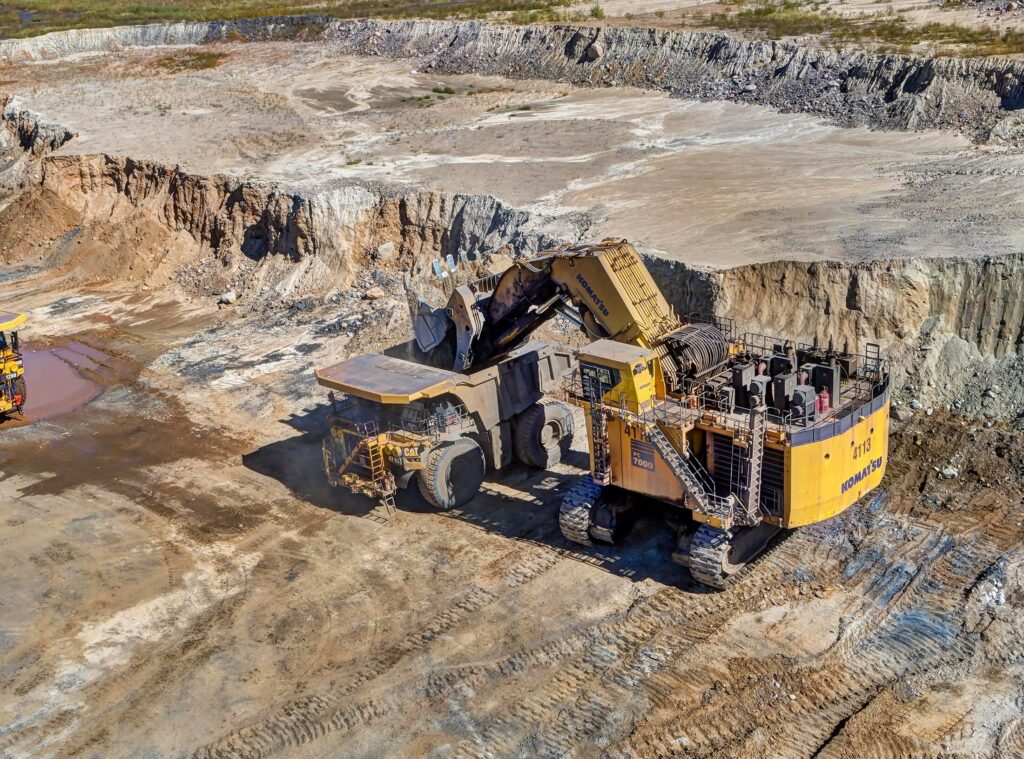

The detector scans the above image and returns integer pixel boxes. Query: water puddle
[17,348,103,421]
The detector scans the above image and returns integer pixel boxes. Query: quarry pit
[1,18,1024,758]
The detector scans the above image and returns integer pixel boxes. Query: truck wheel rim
[541,420,560,447]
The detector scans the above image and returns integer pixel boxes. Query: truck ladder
[591,405,612,485]
[365,437,396,519]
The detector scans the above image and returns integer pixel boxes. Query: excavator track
[559,475,604,546]
[686,524,733,589]
[682,522,785,590]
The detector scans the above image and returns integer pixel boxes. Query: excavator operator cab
[0,310,27,418]
[576,339,661,413]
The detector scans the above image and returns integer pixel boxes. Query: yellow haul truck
[0,311,27,418]
[315,341,576,512]
[316,239,889,587]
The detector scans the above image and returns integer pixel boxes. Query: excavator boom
[414,239,683,372]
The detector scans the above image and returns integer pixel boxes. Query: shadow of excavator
[243,402,699,588]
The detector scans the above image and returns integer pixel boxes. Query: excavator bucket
[412,300,451,353]
[403,270,452,354]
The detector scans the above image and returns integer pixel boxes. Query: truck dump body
[315,354,461,404]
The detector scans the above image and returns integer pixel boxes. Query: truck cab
[0,311,26,418]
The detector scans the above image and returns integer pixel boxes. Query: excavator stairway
[640,420,736,523]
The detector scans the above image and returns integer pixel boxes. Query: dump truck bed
[315,353,463,404]
[0,312,26,331]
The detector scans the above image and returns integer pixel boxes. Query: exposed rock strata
[0,95,74,199]
[0,152,589,301]
[4,18,1024,141]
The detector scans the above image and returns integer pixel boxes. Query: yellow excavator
[317,240,889,587]
[0,310,27,419]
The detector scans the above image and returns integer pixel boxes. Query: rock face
[0,100,588,303]
[0,152,589,302]
[652,254,1024,359]
[3,18,1024,141]
[322,19,1024,142]
[0,17,327,63]
[0,95,74,199]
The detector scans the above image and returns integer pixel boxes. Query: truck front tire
[513,401,574,469]
[417,437,486,510]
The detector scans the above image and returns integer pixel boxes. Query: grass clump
[590,1,605,18]
[154,50,226,72]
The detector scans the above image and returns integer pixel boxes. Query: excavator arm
[415,239,684,372]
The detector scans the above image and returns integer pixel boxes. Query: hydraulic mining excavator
[316,239,890,587]
[0,311,27,419]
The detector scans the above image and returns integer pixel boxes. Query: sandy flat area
[8,42,1024,267]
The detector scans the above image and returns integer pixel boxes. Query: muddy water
[20,347,101,420]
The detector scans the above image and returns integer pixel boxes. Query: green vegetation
[0,0,572,39]
[590,2,605,18]
[707,0,1024,56]
[508,5,577,23]
[154,50,226,72]
[431,85,456,94]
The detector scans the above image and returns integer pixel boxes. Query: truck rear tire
[513,401,574,469]
[12,377,26,413]
[417,437,486,510]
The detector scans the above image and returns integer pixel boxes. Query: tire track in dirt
[613,512,1016,758]
[193,545,563,757]
[445,531,805,758]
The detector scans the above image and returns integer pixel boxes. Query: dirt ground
[1,30,1024,759]
[1,265,1022,758]
[576,0,1024,42]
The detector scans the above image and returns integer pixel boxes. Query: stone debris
[373,241,396,261]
